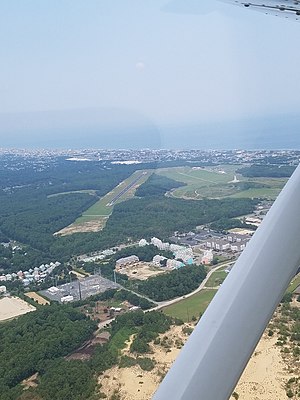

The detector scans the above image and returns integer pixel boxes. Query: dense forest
[0,304,97,400]
[0,158,150,256]
[48,196,257,262]
[131,264,207,301]
[237,164,295,178]
[209,217,257,232]
[135,173,186,197]
[0,304,175,400]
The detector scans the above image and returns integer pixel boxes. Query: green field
[205,270,228,287]
[75,170,152,224]
[230,178,286,200]
[287,273,300,293]
[156,166,286,200]
[229,188,282,200]
[163,289,217,322]
[157,165,241,199]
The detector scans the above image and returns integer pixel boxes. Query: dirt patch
[71,270,87,278]
[25,292,50,305]
[67,331,110,361]
[0,296,36,321]
[115,262,166,281]
[54,218,108,236]
[22,373,39,389]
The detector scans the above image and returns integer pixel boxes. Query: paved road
[108,173,145,206]
[97,260,236,326]
[151,260,235,312]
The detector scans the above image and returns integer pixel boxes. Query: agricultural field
[163,289,217,322]
[156,165,287,200]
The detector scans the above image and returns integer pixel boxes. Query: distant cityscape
[0,148,300,168]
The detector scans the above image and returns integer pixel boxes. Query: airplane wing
[224,0,300,20]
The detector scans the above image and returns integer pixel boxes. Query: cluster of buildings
[115,255,139,269]
[205,233,251,253]
[147,237,194,264]
[132,237,194,270]
[0,261,61,287]
[114,237,196,273]
[6,148,299,167]
[78,248,115,263]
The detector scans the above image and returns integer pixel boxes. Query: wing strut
[153,163,300,400]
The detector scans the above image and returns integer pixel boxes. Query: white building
[152,255,167,266]
[115,255,139,268]
[61,295,74,303]
[139,239,148,247]
[167,259,184,269]
[170,244,185,252]
[206,239,230,251]
[230,241,248,252]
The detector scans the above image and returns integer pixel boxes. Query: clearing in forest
[0,297,36,321]
[156,165,286,200]
[55,170,152,235]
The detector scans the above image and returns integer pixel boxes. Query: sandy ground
[115,262,165,281]
[22,372,39,389]
[99,325,188,399]
[228,228,255,236]
[235,335,290,400]
[99,326,291,400]
[0,296,36,321]
[25,292,50,305]
[54,218,107,236]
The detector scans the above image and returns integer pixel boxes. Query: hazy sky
[1,0,300,148]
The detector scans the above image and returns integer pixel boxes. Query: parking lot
[40,275,121,303]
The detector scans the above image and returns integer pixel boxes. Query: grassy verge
[206,270,227,287]
[287,273,300,293]
[162,289,217,322]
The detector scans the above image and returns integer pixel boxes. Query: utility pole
[78,279,82,301]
